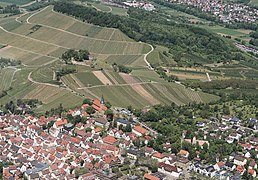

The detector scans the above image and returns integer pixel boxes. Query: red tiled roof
[248,168,255,175]
[55,119,68,127]
[70,137,80,144]
[134,126,148,134]
[92,104,101,112]
[102,135,117,145]
[152,152,165,159]
[94,127,102,133]
[241,143,252,149]
[100,104,108,111]
[178,149,189,156]
[217,161,225,167]
[82,104,90,109]
[236,165,245,173]
[82,111,90,117]
[145,135,152,140]
[158,162,178,173]
[144,173,160,180]
[93,99,101,107]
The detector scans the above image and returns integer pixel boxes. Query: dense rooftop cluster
[175,0,258,23]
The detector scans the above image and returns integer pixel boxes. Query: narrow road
[20,1,36,8]
[133,117,158,135]
[28,72,60,88]
[144,44,154,70]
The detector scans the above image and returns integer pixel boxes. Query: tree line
[0,4,20,15]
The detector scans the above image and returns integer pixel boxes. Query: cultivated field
[0,67,17,91]
[0,4,219,111]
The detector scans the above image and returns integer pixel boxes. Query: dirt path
[93,71,113,85]
[20,1,36,8]
[68,74,99,99]
[28,72,59,88]
[144,44,154,70]
[78,81,158,89]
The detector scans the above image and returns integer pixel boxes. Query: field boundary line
[78,81,159,89]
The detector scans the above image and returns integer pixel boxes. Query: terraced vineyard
[0,67,17,91]
[0,4,219,111]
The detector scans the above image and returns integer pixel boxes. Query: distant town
[174,0,258,23]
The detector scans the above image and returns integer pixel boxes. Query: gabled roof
[248,168,255,175]
[95,117,107,125]
[102,135,117,145]
[133,126,148,134]
[178,149,189,156]
[158,162,178,173]
[152,152,165,159]
[144,173,160,180]
[55,119,68,127]
[116,118,130,125]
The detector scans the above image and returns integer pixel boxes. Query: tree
[86,106,95,115]
[47,121,55,129]
[78,49,90,61]
[118,124,123,131]
[223,105,230,115]
[125,124,132,132]
[83,98,92,105]
[133,139,142,148]
[105,109,113,120]
[85,127,92,133]
[80,160,84,166]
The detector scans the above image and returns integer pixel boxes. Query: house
[143,173,160,180]
[235,165,245,175]
[78,173,97,180]
[248,168,257,178]
[175,157,190,171]
[102,135,117,145]
[92,99,108,112]
[127,149,141,160]
[152,152,166,162]
[250,137,258,145]
[234,156,247,166]
[214,162,225,171]
[224,162,236,171]
[229,133,241,141]
[190,162,203,173]
[178,150,189,158]
[95,117,108,128]
[132,126,148,136]
[158,162,180,178]
[204,165,216,177]
[241,143,252,150]
[53,119,68,131]
[230,117,241,125]
[116,118,130,128]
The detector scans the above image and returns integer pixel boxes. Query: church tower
[100,95,105,104]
